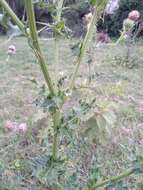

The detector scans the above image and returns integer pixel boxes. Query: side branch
[84,168,138,190]
[0,0,27,35]
[69,8,97,90]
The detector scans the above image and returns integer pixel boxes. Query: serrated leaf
[32,155,67,186]
[82,112,114,144]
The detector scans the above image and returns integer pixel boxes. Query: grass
[0,36,143,189]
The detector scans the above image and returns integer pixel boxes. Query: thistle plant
[114,9,141,68]
[0,0,143,189]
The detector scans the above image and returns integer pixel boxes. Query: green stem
[69,1,109,90]
[115,31,125,45]
[52,110,61,160]
[84,168,135,190]
[54,37,59,92]
[57,0,64,20]
[52,0,64,161]
[24,0,55,96]
[69,8,97,90]
[54,0,64,92]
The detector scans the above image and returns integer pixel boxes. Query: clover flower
[18,123,28,133]
[5,120,16,130]
[4,121,28,134]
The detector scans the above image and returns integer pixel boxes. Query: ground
[0,36,143,190]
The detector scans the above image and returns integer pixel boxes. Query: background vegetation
[0,0,143,37]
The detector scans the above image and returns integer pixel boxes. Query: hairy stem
[52,0,64,162]
[69,8,97,90]
[84,168,136,190]
[57,0,64,20]
[25,0,55,96]
[54,0,64,92]
[52,110,61,160]
[0,0,27,35]
[115,31,125,45]
[54,37,59,92]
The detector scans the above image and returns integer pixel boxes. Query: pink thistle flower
[128,10,140,21]
[18,123,28,133]
[7,45,16,55]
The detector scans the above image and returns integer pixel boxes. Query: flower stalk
[69,8,97,90]
[54,0,64,92]
[69,1,108,90]
[51,0,65,161]
[52,110,61,160]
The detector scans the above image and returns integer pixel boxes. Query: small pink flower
[18,123,28,133]
[7,45,16,55]
[5,120,16,130]
[128,10,140,21]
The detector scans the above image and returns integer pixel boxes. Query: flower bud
[128,10,140,21]
[123,18,134,32]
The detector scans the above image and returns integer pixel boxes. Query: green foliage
[32,155,66,187]
[83,109,116,144]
